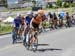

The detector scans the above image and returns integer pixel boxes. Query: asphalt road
[0,34,12,48]
[0,27,75,56]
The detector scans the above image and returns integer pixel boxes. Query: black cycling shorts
[32,22,39,30]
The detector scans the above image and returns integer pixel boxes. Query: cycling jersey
[13,17,22,28]
[59,12,65,19]
[33,16,41,24]
[25,16,32,25]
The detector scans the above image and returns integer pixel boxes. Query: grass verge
[0,23,12,35]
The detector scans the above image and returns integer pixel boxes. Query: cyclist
[29,12,42,44]
[58,11,65,27]
[71,14,75,25]
[23,12,33,45]
[48,12,54,29]
[66,12,72,27]
[41,14,47,32]
[20,16,26,37]
[12,14,22,43]
[53,13,58,29]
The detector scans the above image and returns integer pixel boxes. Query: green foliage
[63,2,70,8]
[56,0,62,7]
[46,3,53,8]
[49,4,53,8]
[0,24,12,34]
[32,0,36,7]
[71,3,75,7]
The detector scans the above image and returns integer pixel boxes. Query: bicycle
[23,27,38,52]
[23,25,30,48]
[29,28,38,52]
[12,27,23,44]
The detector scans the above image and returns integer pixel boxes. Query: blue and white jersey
[59,11,65,19]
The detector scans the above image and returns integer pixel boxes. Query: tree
[63,2,70,8]
[56,0,62,7]
[32,0,36,7]
[0,0,7,7]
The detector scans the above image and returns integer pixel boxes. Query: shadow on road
[36,44,62,52]
[36,48,62,52]
[38,44,49,46]
[16,42,23,43]
[13,41,23,44]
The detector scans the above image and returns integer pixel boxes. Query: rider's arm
[24,20,27,30]
[12,20,16,31]
[30,17,34,28]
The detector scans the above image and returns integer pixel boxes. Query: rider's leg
[31,22,39,40]
[12,28,16,44]
[23,25,29,42]
[23,29,27,43]
[67,20,71,27]
[34,34,38,44]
